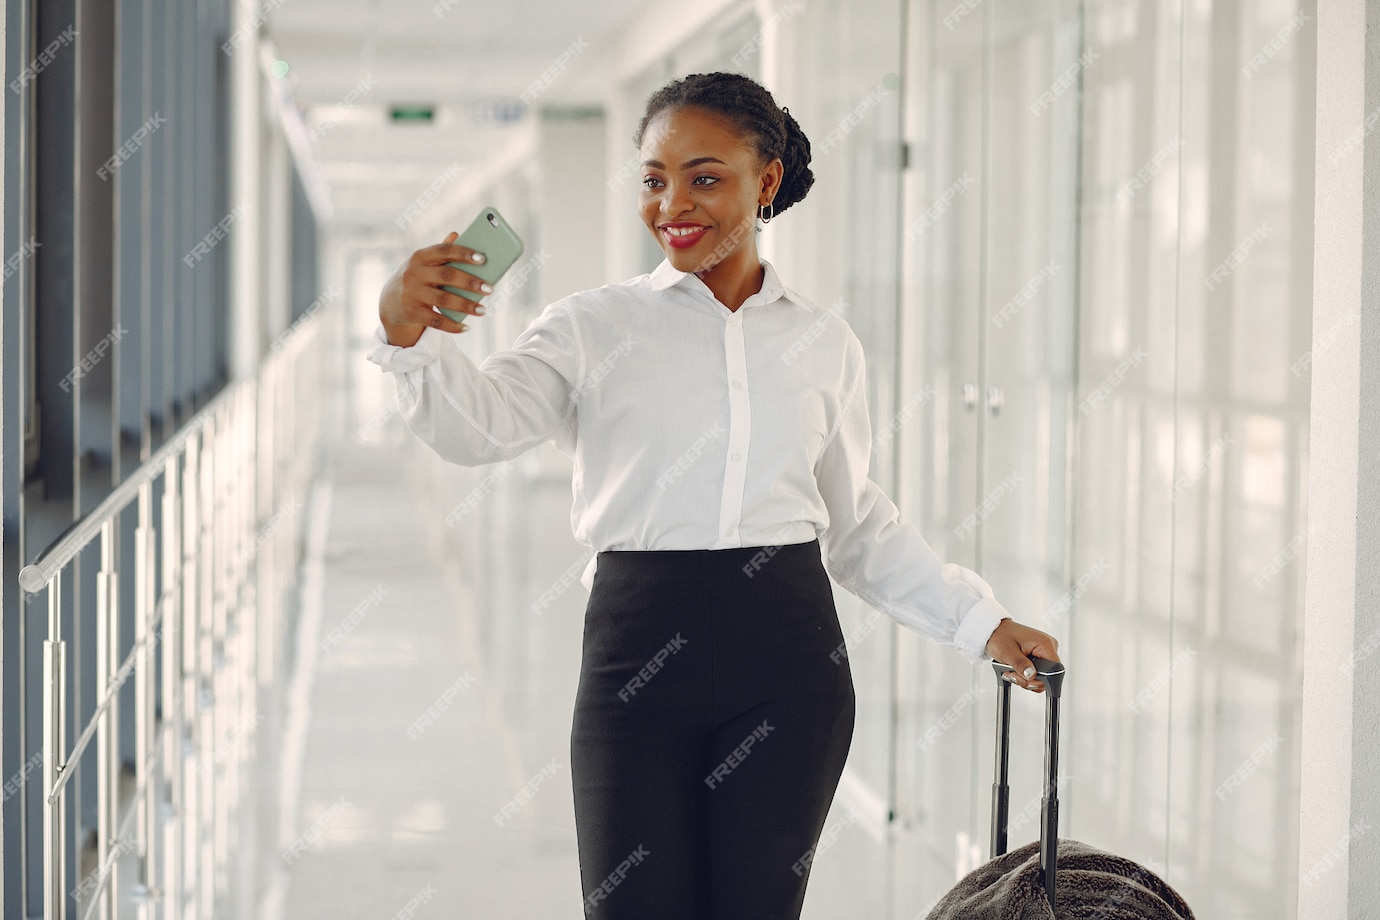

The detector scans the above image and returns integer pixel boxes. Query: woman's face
[638,105,782,277]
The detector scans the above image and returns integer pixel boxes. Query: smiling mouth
[661,225,709,249]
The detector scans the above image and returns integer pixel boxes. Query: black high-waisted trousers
[570,538,856,920]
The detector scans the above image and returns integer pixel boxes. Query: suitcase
[924,658,1197,920]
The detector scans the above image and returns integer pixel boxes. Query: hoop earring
[759,201,775,224]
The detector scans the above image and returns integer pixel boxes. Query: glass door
[970,0,1083,873]
[892,0,1084,911]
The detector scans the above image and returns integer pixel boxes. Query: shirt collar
[648,257,787,309]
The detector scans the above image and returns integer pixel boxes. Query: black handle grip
[989,656,1066,911]
[991,656,1065,697]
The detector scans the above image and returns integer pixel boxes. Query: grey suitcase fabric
[924,837,1196,919]
[924,658,1196,920]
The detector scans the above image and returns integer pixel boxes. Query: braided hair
[632,72,815,217]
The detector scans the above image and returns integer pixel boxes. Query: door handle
[963,382,979,411]
[988,386,1004,415]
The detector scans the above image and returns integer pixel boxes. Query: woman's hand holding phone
[379,230,490,348]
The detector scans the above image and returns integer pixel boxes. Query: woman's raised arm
[369,234,584,468]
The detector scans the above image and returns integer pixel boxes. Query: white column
[227,0,263,379]
[603,85,642,284]
[1298,1,1380,917]
[537,113,606,308]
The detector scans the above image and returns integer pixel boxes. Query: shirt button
[731,451,743,461]
[728,314,740,326]
[731,380,744,390]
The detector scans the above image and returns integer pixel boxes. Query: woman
[371,72,1059,920]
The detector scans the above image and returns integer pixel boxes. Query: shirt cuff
[367,323,448,373]
[952,596,1010,664]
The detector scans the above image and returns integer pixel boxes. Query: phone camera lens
[487,213,498,227]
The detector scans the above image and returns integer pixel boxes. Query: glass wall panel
[768,0,907,821]
[890,1,1312,917]
[893,1,990,905]
[1073,0,1185,887]
[889,2,1084,912]
[971,0,1083,877]
[1075,1,1312,917]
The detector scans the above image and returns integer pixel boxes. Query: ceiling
[266,0,647,235]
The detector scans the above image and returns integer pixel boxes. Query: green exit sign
[390,105,435,123]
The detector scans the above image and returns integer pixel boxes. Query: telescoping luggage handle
[990,657,1066,912]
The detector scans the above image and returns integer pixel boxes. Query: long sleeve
[813,335,1008,663]
[366,300,584,466]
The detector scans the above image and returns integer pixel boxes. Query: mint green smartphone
[438,206,525,323]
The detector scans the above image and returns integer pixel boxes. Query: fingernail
[458,323,468,332]
[473,252,486,264]
[1002,672,1016,683]
[1023,667,1036,679]
[475,305,486,315]
[479,282,493,294]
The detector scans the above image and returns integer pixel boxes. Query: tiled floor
[263,434,590,917]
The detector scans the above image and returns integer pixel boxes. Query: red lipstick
[660,222,709,250]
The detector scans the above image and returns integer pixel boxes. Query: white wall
[1299,1,1380,916]
[536,114,607,307]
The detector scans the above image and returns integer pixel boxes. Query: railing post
[134,481,157,905]
[161,454,184,920]
[44,576,68,920]
[238,381,258,918]
[199,421,216,919]
[182,435,203,917]
[96,521,119,919]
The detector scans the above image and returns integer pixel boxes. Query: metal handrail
[18,387,236,594]
[19,304,335,920]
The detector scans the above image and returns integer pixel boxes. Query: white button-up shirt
[367,257,1008,662]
